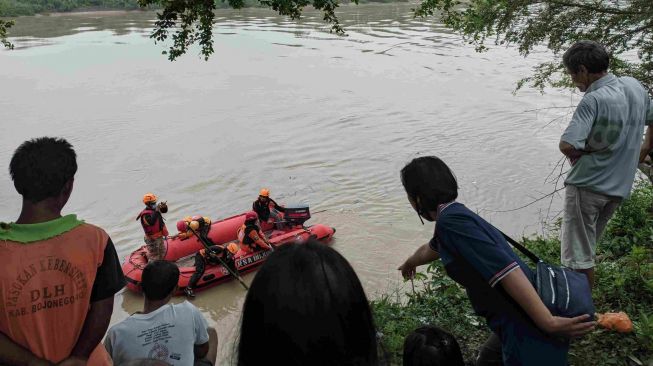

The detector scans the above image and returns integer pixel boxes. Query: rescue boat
[122,205,335,294]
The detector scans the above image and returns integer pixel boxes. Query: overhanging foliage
[412,0,653,94]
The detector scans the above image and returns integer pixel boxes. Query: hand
[543,314,596,338]
[56,356,87,366]
[398,257,417,280]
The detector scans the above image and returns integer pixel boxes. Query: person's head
[403,326,464,366]
[258,188,270,203]
[238,240,378,366]
[400,156,458,222]
[244,211,259,226]
[141,260,179,302]
[176,220,188,233]
[562,40,610,92]
[143,193,157,208]
[9,137,77,206]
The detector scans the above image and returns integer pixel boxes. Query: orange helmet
[189,220,200,231]
[259,188,270,197]
[143,193,157,204]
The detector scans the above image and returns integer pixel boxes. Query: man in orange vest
[137,193,169,261]
[237,212,273,257]
[252,188,285,225]
[0,137,125,366]
[182,216,237,298]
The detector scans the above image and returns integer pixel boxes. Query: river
[0,4,577,363]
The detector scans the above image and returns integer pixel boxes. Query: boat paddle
[186,225,250,291]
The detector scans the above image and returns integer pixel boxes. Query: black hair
[562,40,610,74]
[141,260,179,301]
[403,326,465,366]
[9,137,78,203]
[237,240,378,366]
[400,156,458,212]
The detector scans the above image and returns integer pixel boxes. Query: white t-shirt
[105,301,209,366]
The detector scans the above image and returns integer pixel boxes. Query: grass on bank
[372,180,653,366]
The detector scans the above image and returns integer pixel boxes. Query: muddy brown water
[0,4,577,363]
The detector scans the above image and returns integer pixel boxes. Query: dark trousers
[477,333,503,366]
[189,253,205,289]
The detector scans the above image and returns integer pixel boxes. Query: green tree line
[0,0,142,16]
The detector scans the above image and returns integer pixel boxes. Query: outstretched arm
[398,243,440,279]
[249,230,271,250]
[271,199,286,212]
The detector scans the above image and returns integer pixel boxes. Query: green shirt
[561,74,653,198]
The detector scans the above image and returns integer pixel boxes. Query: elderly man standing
[559,40,653,288]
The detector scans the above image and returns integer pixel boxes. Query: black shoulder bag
[499,232,595,319]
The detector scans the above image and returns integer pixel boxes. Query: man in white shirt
[558,40,653,288]
[105,261,217,366]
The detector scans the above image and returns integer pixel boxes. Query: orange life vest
[0,220,113,364]
[137,208,168,239]
[238,224,268,252]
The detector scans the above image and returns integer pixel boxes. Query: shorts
[560,185,621,270]
[144,236,166,261]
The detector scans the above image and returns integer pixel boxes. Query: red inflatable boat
[122,206,335,294]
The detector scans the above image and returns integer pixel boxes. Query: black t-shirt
[90,238,126,302]
[252,199,285,221]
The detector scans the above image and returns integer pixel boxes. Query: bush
[600,180,653,258]
[373,262,489,364]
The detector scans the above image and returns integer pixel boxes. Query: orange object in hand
[596,312,633,333]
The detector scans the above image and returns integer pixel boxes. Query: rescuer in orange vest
[252,188,285,225]
[237,212,272,257]
[137,193,169,261]
[182,216,237,298]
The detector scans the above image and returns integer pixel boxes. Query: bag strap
[496,229,541,264]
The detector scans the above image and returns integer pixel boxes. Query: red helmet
[176,220,187,233]
[245,211,258,222]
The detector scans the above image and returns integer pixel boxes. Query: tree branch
[0,19,14,50]
[545,0,642,16]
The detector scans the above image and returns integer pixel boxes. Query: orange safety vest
[238,224,268,252]
[0,217,113,364]
[137,208,168,239]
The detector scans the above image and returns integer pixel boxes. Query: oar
[186,225,249,290]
